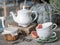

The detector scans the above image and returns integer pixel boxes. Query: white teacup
[36,22,57,40]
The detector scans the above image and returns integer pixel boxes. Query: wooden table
[0,26,60,45]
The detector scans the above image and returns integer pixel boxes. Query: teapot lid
[18,0,30,12]
[17,5,31,15]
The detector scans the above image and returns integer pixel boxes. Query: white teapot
[10,5,38,27]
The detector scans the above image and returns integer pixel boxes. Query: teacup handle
[50,32,56,38]
[31,11,38,22]
[52,23,57,30]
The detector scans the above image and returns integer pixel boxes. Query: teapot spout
[10,12,18,23]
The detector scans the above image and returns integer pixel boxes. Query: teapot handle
[31,11,38,22]
[52,23,57,30]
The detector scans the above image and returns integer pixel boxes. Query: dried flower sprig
[50,0,60,14]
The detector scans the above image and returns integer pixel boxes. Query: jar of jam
[2,27,18,41]
[5,34,18,41]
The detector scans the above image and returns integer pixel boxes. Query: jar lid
[4,27,18,33]
[2,27,18,36]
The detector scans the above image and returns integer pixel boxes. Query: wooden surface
[18,23,37,35]
[4,0,7,17]
[0,26,60,45]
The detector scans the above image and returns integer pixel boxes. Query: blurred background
[0,0,60,25]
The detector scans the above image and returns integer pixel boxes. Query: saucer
[35,32,58,43]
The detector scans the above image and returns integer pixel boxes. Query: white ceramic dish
[35,32,58,43]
